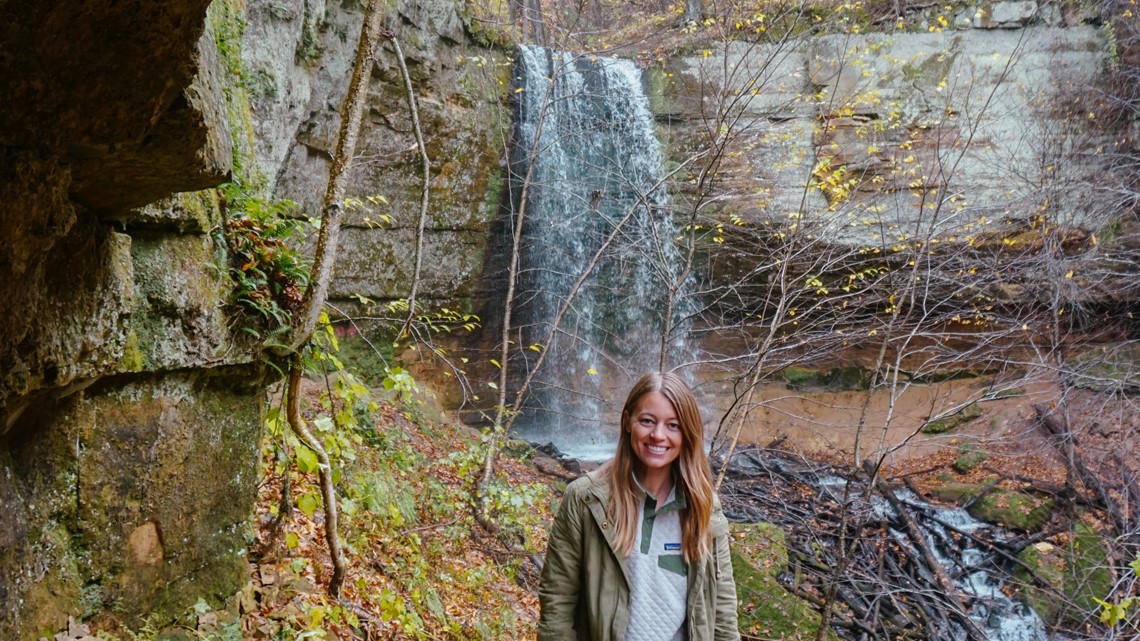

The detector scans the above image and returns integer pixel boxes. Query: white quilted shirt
[626,480,688,641]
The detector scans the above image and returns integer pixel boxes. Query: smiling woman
[628,390,683,492]
[537,372,740,641]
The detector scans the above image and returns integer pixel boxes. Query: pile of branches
[718,448,1053,641]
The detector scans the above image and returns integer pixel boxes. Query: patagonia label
[664,542,681,551]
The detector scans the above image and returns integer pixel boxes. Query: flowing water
[504,45,692,460]
[873,489,1049,641]
[727,450,1050,641]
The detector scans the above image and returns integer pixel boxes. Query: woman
[538,372,739,641]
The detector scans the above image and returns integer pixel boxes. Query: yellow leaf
[587,368,598,375]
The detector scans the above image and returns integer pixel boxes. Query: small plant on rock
[219,179,309,336]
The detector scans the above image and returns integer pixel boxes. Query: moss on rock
[1015,523,1114,625]
[969,490,1054,531]
[1065,523,1113,615]
[1015,541,1067,624]
[730,522,836,641]
[781,366,874,391]
[922,403,982,434]
[926,481,1054,531]
[953,443,987,473]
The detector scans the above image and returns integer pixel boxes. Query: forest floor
[78,370,1137,641]
[226,390,559,641]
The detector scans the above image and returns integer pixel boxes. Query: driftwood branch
[870,474,987,641]
[1034,402,1129,535]
[721,449,1057,641]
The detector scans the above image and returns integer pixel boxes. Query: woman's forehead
[633,391,676,415]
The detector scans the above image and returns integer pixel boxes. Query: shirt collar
[631,470,687,513]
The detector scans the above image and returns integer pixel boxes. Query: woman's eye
[639,417,654,425]
[668,423,680,430]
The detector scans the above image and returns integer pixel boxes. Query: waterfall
[503,45,691,460]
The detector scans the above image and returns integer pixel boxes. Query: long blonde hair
[601,372,714,563]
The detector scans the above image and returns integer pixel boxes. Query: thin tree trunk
[280,0,385,597]
[287,0,385,353]
[286,353,348,595]
[393,35,432,337]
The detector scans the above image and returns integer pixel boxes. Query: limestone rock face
[0,0,231,211]
[655,27,1113,306]
[0,2,268,638]
[0,369,264,636]
[252,0,508,311]
[662,27,1110,237]
[975,1,1039,29]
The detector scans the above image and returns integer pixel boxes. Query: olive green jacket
[537,472,740,641]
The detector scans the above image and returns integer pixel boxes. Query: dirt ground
[702,373,1140,510]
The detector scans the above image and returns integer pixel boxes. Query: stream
[722,448,1052,641]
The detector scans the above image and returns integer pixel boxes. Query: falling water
[503,45,691,460]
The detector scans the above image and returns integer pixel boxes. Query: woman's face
[627,390,683,474]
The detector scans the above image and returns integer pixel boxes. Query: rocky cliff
[247,0,507,312]
[0,0,506,635]
[0,1,270,637]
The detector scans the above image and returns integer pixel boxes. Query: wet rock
[1015,524,1113,624]
[975,1,1039,28]
[968,489,1054,531]
[927,481,1054,530]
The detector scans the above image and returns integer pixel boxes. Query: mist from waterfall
[503,45,694,461]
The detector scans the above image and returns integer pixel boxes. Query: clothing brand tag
[664,542,681,551]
